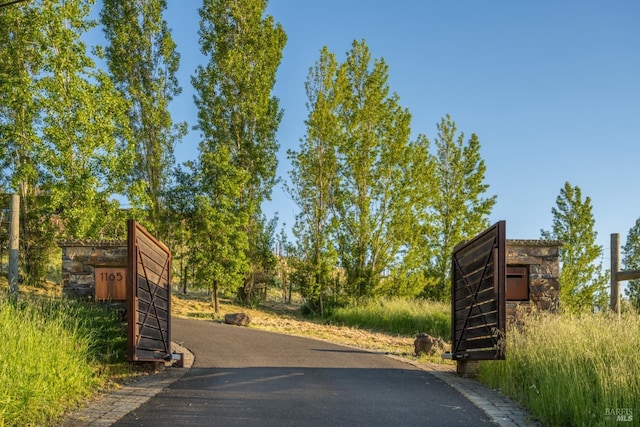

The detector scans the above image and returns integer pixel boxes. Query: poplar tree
[387,133,438,298]
[622,217,640,312]
[287,47,340,313]
[100,0,187,240]
[291,42,485,302]
[332,40,415,298]
[425,115,496,299]
[191,0,286,304]
[541,182,608,312]
[292,40,416,299]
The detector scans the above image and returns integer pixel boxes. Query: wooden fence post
[610,232,640,319]
[8,194,19,302]
[610,234,620,318]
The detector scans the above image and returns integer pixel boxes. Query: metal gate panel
[127,220,172,362]
[450,221,506,360]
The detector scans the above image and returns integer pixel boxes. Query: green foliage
[329,297,450,339]
[0,3,50,284]
[332,40,415,298]
[100,0,187,240]
[290,40,439,305]
[0,2,43,186]
[541,182,608,312]
[286,46,341,311]
[190,184,249,299]
[1,0,133,284]
[288,254,343,317]
[478,312,640,426]
[0,296,125,426]
[381,134,438,298]
[622,217,640,312]
[37,0,132,240]
[20,200,58,286]
[243,213,278,301]
[190,0,286,301]
[288,40,496,303]
[423,116,496,299]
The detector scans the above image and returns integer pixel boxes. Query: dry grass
[171,290,455,371]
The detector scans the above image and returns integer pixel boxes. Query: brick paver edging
[60,342,194,427]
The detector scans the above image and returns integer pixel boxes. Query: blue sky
[161,0,639,267]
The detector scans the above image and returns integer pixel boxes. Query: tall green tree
[189,149,249,312]
[385,133,438,298]
[541,182,608,312]
[37,0,131,239]
[286,46,341,313]
[622,217,640,312]
[0,2,41,194]
[41,0,129,238]
[424,115,496,299]
[191,0,286,303]
[1,0,131,284]
[0,2,51,284]
[332,40,415,299]
[100,0,187,240]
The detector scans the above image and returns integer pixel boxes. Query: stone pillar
[505,240,562,322]
[59,240,127,299]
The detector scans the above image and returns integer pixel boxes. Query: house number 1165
[100,271,124,283]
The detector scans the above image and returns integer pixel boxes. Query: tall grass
[330,297,451,339]
[478,312,640,426]
[0,297,126,426]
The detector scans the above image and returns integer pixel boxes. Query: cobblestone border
[60,342,194,427]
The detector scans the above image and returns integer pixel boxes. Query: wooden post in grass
[8,194,19,302]
[610,233,621,317]
[611,233,640,319]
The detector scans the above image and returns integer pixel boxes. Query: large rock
[414,333,447,356]
[224,312,251,326]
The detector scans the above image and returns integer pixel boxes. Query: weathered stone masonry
[59,240,127,299]
[506,239,562,322]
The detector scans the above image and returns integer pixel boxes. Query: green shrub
[478,312,640,426]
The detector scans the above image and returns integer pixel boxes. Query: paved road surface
[114,318,494,426]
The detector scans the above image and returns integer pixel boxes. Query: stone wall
[506,239,562,322]
[59,240,127,299]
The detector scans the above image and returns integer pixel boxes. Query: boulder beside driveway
[224,312,252,326]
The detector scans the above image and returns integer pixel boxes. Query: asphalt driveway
[113,317,494,427]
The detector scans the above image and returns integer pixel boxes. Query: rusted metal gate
[127,220,172,362]
[450,221,506,361]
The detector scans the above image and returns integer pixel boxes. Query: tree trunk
[281,264,287,303]
[243,272,255,304]
[181,259,188,294]
[213,280,220,313]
